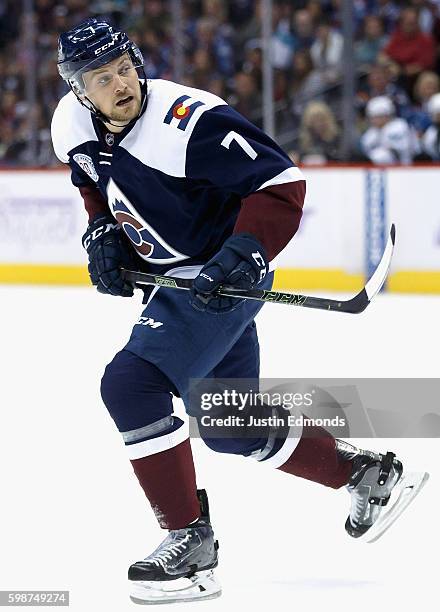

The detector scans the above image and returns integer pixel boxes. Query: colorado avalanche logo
[113,201,154,256]
[107,178,188,264]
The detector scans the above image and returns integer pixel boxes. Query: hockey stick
[121,224,395,314]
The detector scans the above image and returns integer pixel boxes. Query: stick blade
[364,223,396,301]
[340,224,395,314]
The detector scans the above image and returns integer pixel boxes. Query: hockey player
[52,18,429,605]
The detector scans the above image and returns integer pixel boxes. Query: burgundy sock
[130,439,200,529]
[278,425,353,489]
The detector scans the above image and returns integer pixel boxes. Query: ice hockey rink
[0,284,437,612]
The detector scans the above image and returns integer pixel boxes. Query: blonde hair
[299,101,339,150]
[414,71,440,102]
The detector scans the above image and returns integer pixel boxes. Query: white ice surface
[0,286,438,612]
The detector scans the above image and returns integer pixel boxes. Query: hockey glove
[82,214,135,297]
[190,233,268,313]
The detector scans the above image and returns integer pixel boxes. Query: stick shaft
[121,223,395,315]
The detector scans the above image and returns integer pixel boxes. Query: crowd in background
[2,0,440,166]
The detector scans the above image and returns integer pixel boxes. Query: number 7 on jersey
[221,131,258,160]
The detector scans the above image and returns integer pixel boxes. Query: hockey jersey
[422,124,440,160]
[51,79,305,273]
[361,118,416,165]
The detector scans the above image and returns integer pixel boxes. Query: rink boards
[0,166,439,293]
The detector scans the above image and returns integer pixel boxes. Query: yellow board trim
[0,265,439,294]
[274,269,440,293]
[0,264,90,286]
[273,269,364,291]
[387,271,440,294]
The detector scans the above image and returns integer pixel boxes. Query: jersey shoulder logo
[73,153,99,182]
[163,95,205,131]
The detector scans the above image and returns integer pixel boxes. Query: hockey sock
[130,439,201,529]
[277,424,353,489]
[101,350,201,529]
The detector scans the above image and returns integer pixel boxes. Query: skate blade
[363,471,429,544]
[129,569,222,605]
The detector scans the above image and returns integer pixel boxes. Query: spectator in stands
[0,89,31,165]
[381,7,435,82]
[229,71,263,128]
[206,76,227,99]
[271,3,296,70]
[414,70,439,109]
[406,70,440,133]
[188,47,217,91]
[0,98,53,166]
[361,96,416,164]
[298,101,342,163]
[376,0,403,35]
[292,9,316,52]
[289,49,325,121]
[235,0,261,49]
[355,15,388,68]
[139,28,171,80]
[227,0,254,27]
[305,0,323,25]
[421,92,440,159]
[410,0,436,34]
[194,16,234,77]
[357,63,411,118]
[310,18,343,85]
[140,0,170,33]
[2,0,440,168]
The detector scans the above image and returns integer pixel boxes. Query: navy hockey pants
[101,271,274,456]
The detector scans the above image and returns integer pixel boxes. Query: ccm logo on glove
[82,220,119,250]
[251,251,267,281]
[190,233,269,313]
[82,214,136,297]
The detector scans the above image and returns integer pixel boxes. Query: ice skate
[128,489,221,604]
[336,440,429,543]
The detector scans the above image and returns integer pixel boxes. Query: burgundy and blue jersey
[51,79,305,274]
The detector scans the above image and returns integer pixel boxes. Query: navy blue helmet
[57,17,144,95]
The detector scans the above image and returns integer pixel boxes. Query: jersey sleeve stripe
[256,166,305,191]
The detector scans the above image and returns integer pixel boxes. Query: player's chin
[112,98,140,120]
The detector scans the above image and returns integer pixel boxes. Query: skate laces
[146,532,192,567]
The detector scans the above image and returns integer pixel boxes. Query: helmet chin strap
[85,95,134,128]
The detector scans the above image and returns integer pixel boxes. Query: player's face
[371,115,389,129]
[83,53,142,125]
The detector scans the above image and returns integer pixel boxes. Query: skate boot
[336,440,429,543]
[128,489,221,604]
